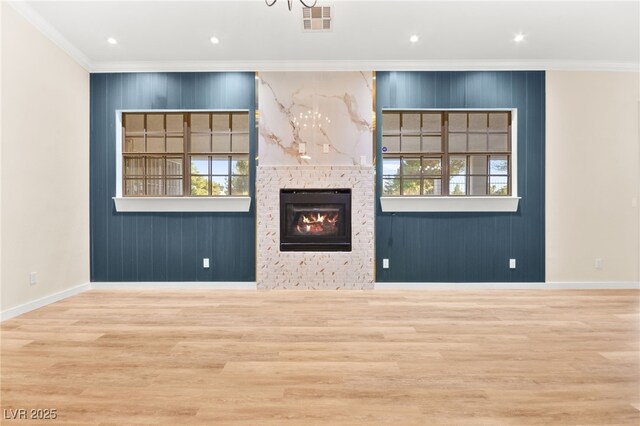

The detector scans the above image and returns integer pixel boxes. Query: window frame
[186,112,251,197]
[114,109,252,212]
[121,112,188,197]
[379,108,520,212]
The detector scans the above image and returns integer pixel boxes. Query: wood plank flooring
[1,290,639,425]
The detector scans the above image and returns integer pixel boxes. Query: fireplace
[280,189,351,252]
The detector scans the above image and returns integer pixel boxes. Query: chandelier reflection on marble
[265,0,317,11]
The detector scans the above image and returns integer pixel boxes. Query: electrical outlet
[203,258,210,269]
[29,272,38,285]
[595,258,603,270]
[382,259,390,269]
[323,144,330,153]
[509,259,516,269]
[298,143,306,154]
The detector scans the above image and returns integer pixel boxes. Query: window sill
[379,196,520,212]
[113,196,252,213]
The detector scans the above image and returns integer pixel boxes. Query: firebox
[280,189,351,252]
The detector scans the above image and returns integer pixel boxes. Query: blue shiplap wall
[376,71,545,282]
[90,72,256,282]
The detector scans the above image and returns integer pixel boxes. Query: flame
[302,213,326,224]
[295,211,339,235]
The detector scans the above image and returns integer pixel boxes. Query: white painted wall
[546,71,640,284]
[1,4,90,313]
[0,1,4,310]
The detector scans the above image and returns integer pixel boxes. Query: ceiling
[9,0,640,72]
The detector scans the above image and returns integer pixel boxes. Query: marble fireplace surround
[258,72,373,166]
[256,72,375,289]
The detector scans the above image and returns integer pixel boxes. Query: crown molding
[90,59,640,73]
[7,0,92,71]
[6,1,638,74]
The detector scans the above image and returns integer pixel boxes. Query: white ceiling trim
[89,59,640,73]
[8,0,92,71]
[8,1,639,74]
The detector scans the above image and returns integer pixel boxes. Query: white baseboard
[375,281,640,290]
[0,281,256,321]
[90,281,257,290]
[546,281,639,290]
[0,282,91,321]
[3,281,636,321]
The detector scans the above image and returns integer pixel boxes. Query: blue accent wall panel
[376,71,545,282]
[90,72,256,282]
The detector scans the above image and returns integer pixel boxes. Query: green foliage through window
[381,111,512,196]
[123,111,250,197]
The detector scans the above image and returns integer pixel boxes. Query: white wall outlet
[360,155,367,165]
[29,272,38,285]
[323,144,330,153]
[382,258,390,269]
[509,258,516,269]
[203,258,210,269]
[595,258,603,270]
[298,143,306,154]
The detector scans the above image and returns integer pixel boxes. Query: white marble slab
[258,72,373,166]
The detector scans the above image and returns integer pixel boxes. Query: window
[381,111,512,197]
[122,112,249,197]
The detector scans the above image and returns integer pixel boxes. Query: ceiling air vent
[302,6,331,31]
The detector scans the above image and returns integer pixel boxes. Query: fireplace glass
[280,189,351,252]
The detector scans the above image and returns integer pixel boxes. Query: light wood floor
[1,290,639,425]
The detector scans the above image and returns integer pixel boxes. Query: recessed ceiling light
[107,37,118,45]
[210,36,220,45]
[513,33,525,43]
[409,34,419,43]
